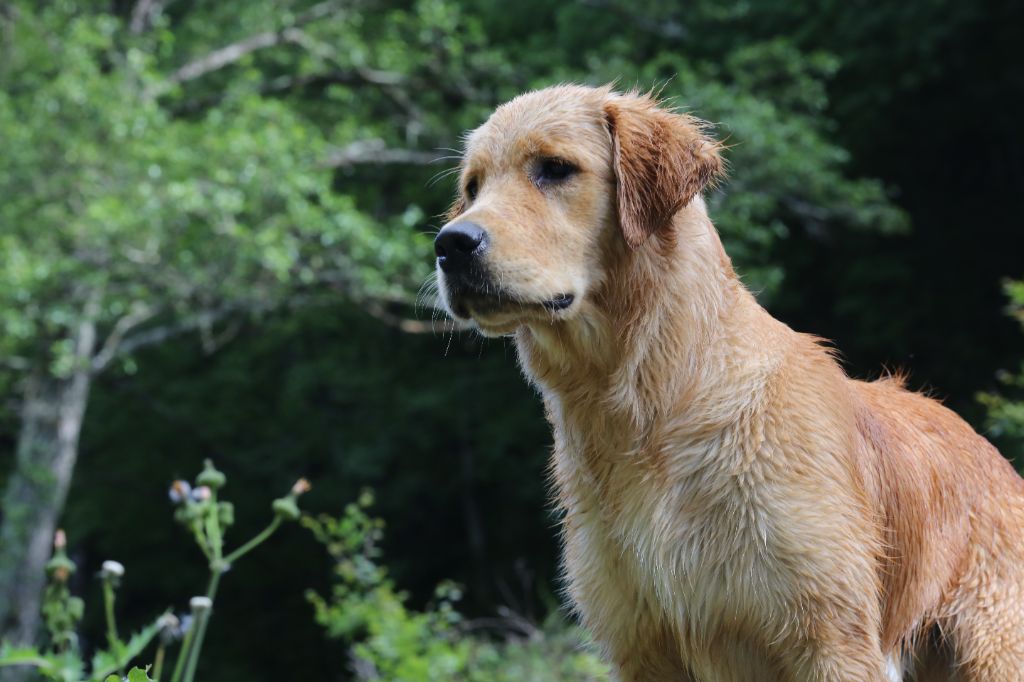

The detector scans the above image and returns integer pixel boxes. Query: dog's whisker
[427,166,462,188]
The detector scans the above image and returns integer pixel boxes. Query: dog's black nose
[435,222,487,274]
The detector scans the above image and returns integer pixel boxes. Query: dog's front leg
[611,658,697,682]
[561,522,693,681]
[786,625,892,682]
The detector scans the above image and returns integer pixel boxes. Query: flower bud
[158,612,181,645]
[174,504,198,525]
[189,596,213,614]
[357,489,374,508]
[272,496,301,521]
[191,485,212,503]
[197,459,226,490]
[217,501,235,527]
[67,596,84,621]
[101,560,125,582]
[45,553,75,583]
[169,480,192,504]
[291,478,311,496]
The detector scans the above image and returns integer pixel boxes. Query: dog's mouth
[540,293,575,311]
[447,288,576,324]
[437,263,577,331]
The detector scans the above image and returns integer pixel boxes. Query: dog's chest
[552,401,786,665]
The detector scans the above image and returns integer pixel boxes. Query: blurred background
[1,0,1022,679]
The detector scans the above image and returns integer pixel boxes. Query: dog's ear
[604,95,724,249]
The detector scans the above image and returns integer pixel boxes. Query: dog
[433,84,1024,681]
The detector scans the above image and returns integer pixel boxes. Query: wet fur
[437,85,1024,681]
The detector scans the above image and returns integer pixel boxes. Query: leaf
[89,613,168,681]
[0,643,83,681]
[0,643,54,670]
[127,667,154,682]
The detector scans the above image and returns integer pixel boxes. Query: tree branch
[198,313,243,354]
[166,27,301,86]
[361,301,435,334]
[169,67,407,115]
[1,3,17,57]
[1,357,30,372]
[322,139,439,168]
[578,0,688,40]
[154,0,344,93]
[90,304,253,373]
[90,303,159,374]
[130,0,161,34]
[263,67,405,93]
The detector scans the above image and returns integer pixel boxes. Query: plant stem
[171,511,283,682]
[181,570,221,682]
[224,516,281,565]
[152,643,166,681]
[0,656,54,672]
[206,492,223,565]
[102,580,120,652]
[169,616,196,682]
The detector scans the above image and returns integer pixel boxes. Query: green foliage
[103,667,153,679]
[305,493,609,681]
[5,0,1020,680]
[979,280,1024,463]
[0,611,163,682]
[42,542,83,655]
[0,0,907,380]
[0,1,432,379]
[90,619,164,682]
[164,465,310,682]
[104,668,154,682]
[0,527,163,682]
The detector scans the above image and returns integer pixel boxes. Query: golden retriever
[433,84,1024,681]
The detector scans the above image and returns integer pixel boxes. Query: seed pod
[272,496,301,521]
[101,560,125,579]
[197,459,226,490]
[158,613,181,644]
[189,596,213,614]
[218,501,235,527]
[45,554,76,583]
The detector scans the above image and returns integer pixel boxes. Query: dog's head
[435,84,723,336]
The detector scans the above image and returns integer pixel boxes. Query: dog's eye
[465,177,479,201]
[535,158,578,186]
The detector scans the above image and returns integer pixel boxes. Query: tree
[0,2,433,644]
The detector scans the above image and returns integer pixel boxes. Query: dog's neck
[515,199,770,437]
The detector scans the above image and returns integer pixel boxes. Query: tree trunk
[0,320,95,649]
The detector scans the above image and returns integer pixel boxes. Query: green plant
[305,491,609,681]
[0,462,308,682]
[979,280,1024,463]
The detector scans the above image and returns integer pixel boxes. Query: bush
[979,280,1024,463]
[305,492,608,681]
[2,468,608,682]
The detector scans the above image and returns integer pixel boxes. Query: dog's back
[856,378,1024,676]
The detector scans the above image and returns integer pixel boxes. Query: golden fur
[435,84,1024,681]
